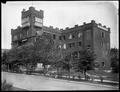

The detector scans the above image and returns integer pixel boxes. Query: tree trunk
[100,76,103,83]
[84,70,87,80]
[43,66,45,75]
[68,69,70,79]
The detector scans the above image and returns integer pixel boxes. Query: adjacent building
[11,7,111,69]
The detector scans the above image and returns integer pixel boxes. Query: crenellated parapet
[97,22,110,32]
[22,7,44,19]
[11,26,22,35]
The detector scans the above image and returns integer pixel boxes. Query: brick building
[11,7,111,69]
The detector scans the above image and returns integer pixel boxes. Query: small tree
[73,49,96,80]
[63,54,72,78]
[2,51,9,71]
[110,48,119,73]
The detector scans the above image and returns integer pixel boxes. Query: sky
[1,1,119,49]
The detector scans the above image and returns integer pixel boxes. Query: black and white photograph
[1,1,119,91]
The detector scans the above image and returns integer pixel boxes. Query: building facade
[11,7,111,69]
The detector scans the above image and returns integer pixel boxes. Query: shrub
[1,80,13,91]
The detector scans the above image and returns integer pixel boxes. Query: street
[2,72,119,90]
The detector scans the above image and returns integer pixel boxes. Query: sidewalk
[2,72,119,90]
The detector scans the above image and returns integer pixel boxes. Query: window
[63,44,66,49]
[53,34,56,39]
[37,31,43,35]
[102,62,105,67]
[78,41,81,46]
[58,45,61,48]
[107,43,109,50]
[101,42,103,47]
[27,31,28,36]
[69,34,72,39]
[69,43,72,48]
[20,33,22,39]
[63,35,66,40]
[69,43,75,48]
[102,32,104,38]
[72,43,75,47]
[13,35,17,40]
[72,35,75,39]
[35,17,43,23]
[73,51,78,58]
[86,30,91,40]
[34,37,36,42]
[78,33,82,38]
[87,45,91,49]
[59,36,62,40]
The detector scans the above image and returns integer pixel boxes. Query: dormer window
[78,41,82,46]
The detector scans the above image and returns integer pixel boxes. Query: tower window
[53,34,56,39]
[78,41,82,46]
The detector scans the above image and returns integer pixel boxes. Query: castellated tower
[11,7,44,48]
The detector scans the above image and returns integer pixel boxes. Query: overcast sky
[1,1,119,49]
